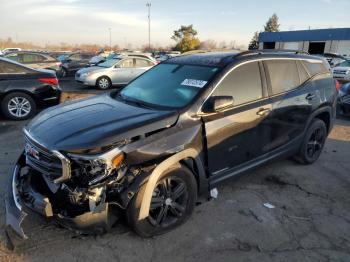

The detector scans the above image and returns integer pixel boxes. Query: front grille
[24,135,63,181]
[333,70,347,74]
[76,73,80,78]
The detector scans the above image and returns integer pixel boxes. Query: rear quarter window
[0,61,31,74]
[302,60,329,76]
[265,60,300,95]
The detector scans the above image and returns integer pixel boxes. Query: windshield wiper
[117,93,153,109]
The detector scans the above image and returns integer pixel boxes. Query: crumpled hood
[25,93,178,151]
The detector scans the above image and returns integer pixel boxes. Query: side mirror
[114,64,121,68]
[202,96,234,113]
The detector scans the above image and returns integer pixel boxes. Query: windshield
[58,54,69,61]
[337,60,350,67]
[98,58,121,68]
[119,63,219,108]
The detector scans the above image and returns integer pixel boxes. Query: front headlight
[69,148,125,185]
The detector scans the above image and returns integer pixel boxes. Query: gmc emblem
[25,143,40,160]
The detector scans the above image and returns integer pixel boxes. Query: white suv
[332,60,350,82]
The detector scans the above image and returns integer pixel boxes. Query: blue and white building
[259,28,350,57]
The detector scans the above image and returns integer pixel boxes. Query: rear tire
[294,119,327,165]
[96,76,112,90]
[1,92,36,120]
[126,165,197,237]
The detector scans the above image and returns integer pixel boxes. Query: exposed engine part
[88,186,106,211]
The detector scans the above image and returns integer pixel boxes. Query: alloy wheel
[7,97,31,118]
[98,78,110,89]
[306,127,325,160]
[148,177,188,228]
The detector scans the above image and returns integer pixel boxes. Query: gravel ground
[0,103,349,261]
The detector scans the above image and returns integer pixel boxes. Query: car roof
[166,50,323,67]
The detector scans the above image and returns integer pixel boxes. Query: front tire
[127,165,197,237]
[96,76,112,90]
[295,119,327,165]
[1,92,36,120]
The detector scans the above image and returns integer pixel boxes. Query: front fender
[138,148,205,220]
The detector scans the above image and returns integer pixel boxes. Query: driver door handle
[256,108,271,116]
[306,93,316,100]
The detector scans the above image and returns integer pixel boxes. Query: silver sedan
[75,56,156,89]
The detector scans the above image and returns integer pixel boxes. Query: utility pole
[108,28,112,52]
[146,2,151,50]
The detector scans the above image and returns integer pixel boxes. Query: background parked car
[75,56,156,89]
[332,60,350,82]
[1,48,22,55]
[60,53,95,77]
[4,51,62,76]
[0,57,61,120]
[338,82,350,116]
[321,53,346,67]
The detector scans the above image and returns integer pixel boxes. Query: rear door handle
[256,108,271,116]
[306,93,316,100]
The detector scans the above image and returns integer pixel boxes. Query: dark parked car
[5,50,337,241]
[60,53,95,77]
[338,82,350,115]
[0,57,60,120]
[4,51,62,76]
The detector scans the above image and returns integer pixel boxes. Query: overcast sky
[0,0,349,48]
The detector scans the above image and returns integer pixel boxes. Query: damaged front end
[5,132,148,240]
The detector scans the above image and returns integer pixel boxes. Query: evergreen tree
[264,13,280,32]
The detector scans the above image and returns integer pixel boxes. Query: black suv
[6,51,337,240]
[60,53,95,77]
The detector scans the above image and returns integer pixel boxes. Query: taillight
[38,77,59,86]
[55,62,62,66]
[335,80,341,91]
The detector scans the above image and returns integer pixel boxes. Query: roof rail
[236,49,309,58]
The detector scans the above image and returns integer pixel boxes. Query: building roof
[259,28,350,42]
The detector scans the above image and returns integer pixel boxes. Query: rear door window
[213,61,263,105]
[119,59,134,68]
[135,58,153,67]
[22,54,45,63]
[265,60,300,95]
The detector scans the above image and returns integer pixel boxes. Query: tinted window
[120,59,134,68]
[297,61,309,83]
[0,61,31,74]
[70,54,82,60]
[213,62,263,105]
[135,59,153,67]
[5,53,20,62]
[120,64,219,108]
[303,61,328,76]
[265,60,300,94]
[22,54,45,62]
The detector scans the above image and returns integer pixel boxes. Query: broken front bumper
[5,154,119,240]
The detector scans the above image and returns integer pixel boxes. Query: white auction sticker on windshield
[181,79,207,88]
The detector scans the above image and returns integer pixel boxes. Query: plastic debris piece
[210,188,218,199]
[263,203,275,209]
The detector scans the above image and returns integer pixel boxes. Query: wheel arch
[138,148,207,220]
[308,106,333,134]
[96,75,112,86]
[1,90,36,104]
